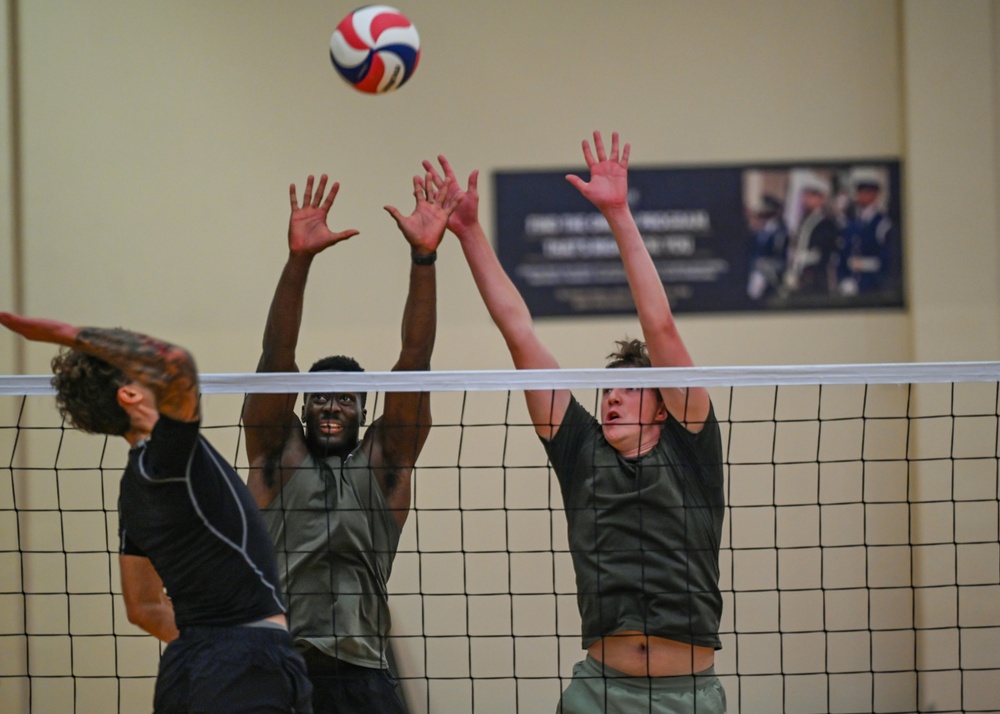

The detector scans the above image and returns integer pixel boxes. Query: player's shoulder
[264,426,310,472]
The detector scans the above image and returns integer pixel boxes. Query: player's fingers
[442,179,462,210]
[289,184,299,210]
[0,312,21,331]
[411,175,424,201]
[322,181,341,210]
[383,205,404,226]
[565,174,586,191]
[313,175,329,207]
[467,169,480,194]
[621,143,631,168]
[422,160,445,188]
[302,175,315,206]
[438,155,458,182]
[581,139,596,167]
[609,132,619,162]
[593,131,607,162]
[333,229,360,242]
[426,171,441,201]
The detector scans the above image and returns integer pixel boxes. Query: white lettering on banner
[517,263,626,286]
[517,259,729,287]
[542,235,697,259]
[634,210,711,232]
[656,260,729,281]
[542,237,622,259]
[525,210,711,236]
[554,287,636,311]
[645,235,696,256]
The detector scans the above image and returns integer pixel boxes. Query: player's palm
[386,174,460,254]
[420,158,480,237]
[577,162,628,211]
[397,201,449,253]
[287,175,358,257]
[447,179,480,235]
[566,131,631,212]
[289,208,350,256]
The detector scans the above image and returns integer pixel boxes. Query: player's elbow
[124,600,176,641]
[124,600,149,629]
[166,346,200,383]
[394,346,432,372]
[256,346,297,373]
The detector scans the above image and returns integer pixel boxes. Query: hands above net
[565,131,631,214]
[422,156,480,239]
[287,174,360,257]
[384,164,462,257]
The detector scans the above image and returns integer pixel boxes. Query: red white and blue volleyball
[329,6,420,94]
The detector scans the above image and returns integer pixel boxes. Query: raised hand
[0,312,79,346]
[287,174,359,257]
[384,170,462,255]
[422,156,480,237]
[565,131,631,213]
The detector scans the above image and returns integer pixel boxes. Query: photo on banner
[495,160,903,317]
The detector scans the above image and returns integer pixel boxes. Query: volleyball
[329,6,420,94]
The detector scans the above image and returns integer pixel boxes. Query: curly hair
[605,338,651,369]
[50,349,131,436]
[308,354,367,409]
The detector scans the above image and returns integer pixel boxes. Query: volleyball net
[1,363,998,713]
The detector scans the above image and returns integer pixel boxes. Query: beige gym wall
[3,1,998,373]
[1,0,17,377]
[7,0,997,378]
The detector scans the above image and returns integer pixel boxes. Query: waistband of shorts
[581,655,718,692]
[179,618,290,641]
[239,617,287,631]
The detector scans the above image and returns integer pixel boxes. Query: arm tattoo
[75,327,199,412]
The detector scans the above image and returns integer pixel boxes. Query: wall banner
[495,160,903,317]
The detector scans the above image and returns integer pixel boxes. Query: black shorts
[154,624,312,714]
[302,648,406,714]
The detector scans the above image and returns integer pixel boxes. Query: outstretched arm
[370,169,461,522]
[425,157,570,440]
[566,131,710,431]
[242,175,359,472]
[0,313,199,423]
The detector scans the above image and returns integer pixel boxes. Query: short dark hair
[605,338,651,369]
[308,355,367,408]
[605,339,663,406]
[50,349,131,436]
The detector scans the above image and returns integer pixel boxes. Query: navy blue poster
[495,161,903,317]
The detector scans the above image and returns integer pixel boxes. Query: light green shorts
[557,655,727,714]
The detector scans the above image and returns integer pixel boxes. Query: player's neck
[615,425,663,459]
[309,440,358,462]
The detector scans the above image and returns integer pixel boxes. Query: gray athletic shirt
[543,396,725,650]
[262,447,401,668]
